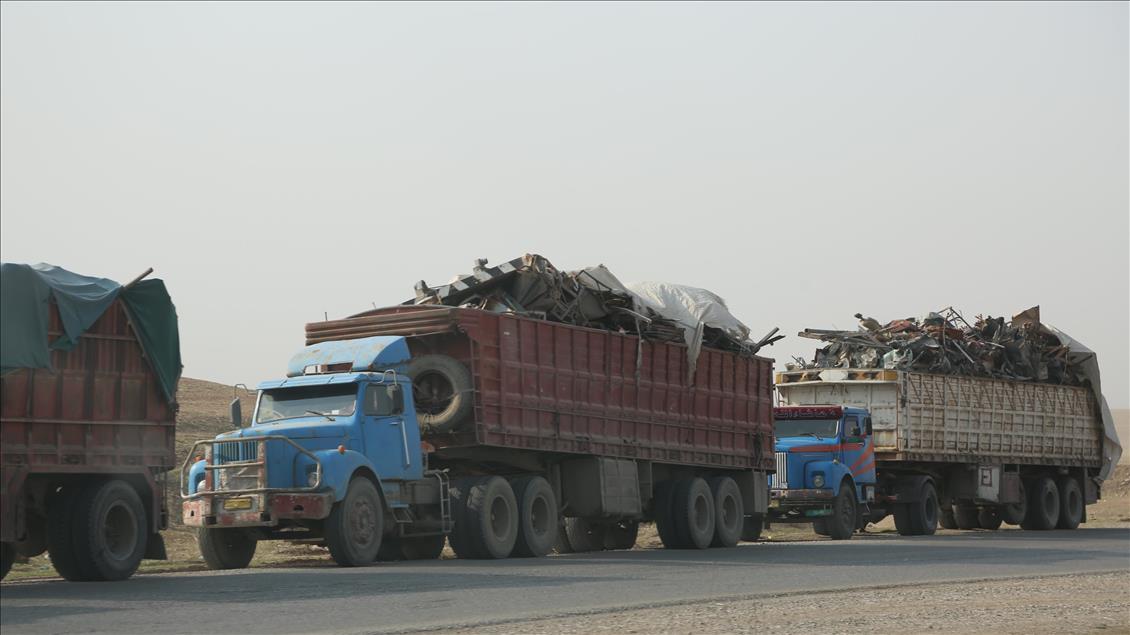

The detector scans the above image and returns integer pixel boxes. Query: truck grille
[213,441,260,492]
[773,451,788,489]
[214,440,258,464]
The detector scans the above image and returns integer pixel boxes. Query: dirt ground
[451,571,1130,634]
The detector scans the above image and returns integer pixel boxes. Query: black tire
[563,518,606,553]
[511,476,558,558]
[325,477,384,566]
[978,507,1003,530]
[603,520,640,550]
[46,484,87,581]
[1000,479,1028,525]
[894,481,939,536]
[671,478,715,549]
[708,477,744,548]
[938,504,958,530]
[378,534,446,561]
[653,481,680,548]
[812,518,830,537]
[70,480,148,581]
[405,354,473,433]
[742,513,765,541]
[954,505,980,530]
[462,476,519,559]
[827,482,857,540]
[1,543,13,580]
[198,528,257,570]
[1056,477,1083,530]
[1021,476,1059,530]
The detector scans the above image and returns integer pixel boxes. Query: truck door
[361,383,417,481]
[844,415,876,487]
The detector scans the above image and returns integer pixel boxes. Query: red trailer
[1,264,180,580]
[304,305,774,551]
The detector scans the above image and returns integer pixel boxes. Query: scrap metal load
[794,305,1087,386]
[405,254,783,358]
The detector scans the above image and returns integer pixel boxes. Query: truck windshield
[774,418,839,439]
[256,385,358,424]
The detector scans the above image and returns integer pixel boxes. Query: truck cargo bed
[307,306,775,471]
[776,369,1102,468]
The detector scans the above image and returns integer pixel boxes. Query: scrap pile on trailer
[405,254,783,356]
[793,305,1086,386]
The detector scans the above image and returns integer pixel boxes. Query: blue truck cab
[766,405,877,539]
[181,336,450,568]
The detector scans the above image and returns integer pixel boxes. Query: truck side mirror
[230,398,243,428]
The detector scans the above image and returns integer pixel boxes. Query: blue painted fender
[187,459,206,494]
[805,460,855,495]
[310,448,384,503]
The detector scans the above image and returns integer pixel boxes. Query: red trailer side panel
[308,306,774,471]
[0,298,176,475]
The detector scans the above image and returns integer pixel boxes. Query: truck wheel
[379,534,446,561]
[198,528,257,569]
[603,520,640,550]
[1,543,13,580]
[70,480,148,581]
[511,476,558,557]
[938,505,958,530]
[1020,476,1059,530]
[708,477,744,548]
[977,508,1003,530]
[46,484,88,581]
[827,483,857,540]
[325,477,385,566]
[1000,479,1027,525]
[894,481,939,536]
[742,514,765,541]
[563,518,606,552]
[954,505,980,530]
[812,518,830,537]
[405,354,473,434]
[462,476,519,559]
[672,478,715,549]
[1056,477,1083,530]
[653,481,681,548]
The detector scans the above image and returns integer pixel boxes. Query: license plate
[223,497,253,511]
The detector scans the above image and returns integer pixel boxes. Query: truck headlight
[812,473,826,488]
[306,470,319,488]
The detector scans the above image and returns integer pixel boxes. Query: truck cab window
[365,384,404,417]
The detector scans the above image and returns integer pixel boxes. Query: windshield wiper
[305,410,336,421]
[798,432,823,439]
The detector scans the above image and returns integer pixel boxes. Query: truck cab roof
[285,335,410,378]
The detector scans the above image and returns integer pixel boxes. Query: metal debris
[408,254,782,356]
[793,305,1083,385]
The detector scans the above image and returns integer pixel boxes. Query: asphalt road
[2,528,1128,634]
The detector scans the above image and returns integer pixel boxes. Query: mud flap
[143,532,168,560]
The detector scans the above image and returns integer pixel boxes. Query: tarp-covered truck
[772,367,1118,537]
[0,264,181,580]
[182,304,774,568]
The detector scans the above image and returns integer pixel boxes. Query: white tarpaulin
[1046,324,1123,482]
[627,281,751,383]
[572,267,754,382]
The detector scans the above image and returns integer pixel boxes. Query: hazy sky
[2,2,1127,406]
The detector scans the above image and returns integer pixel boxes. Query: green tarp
[0,263,182,403]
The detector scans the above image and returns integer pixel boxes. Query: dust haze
[1,2,1126,405]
